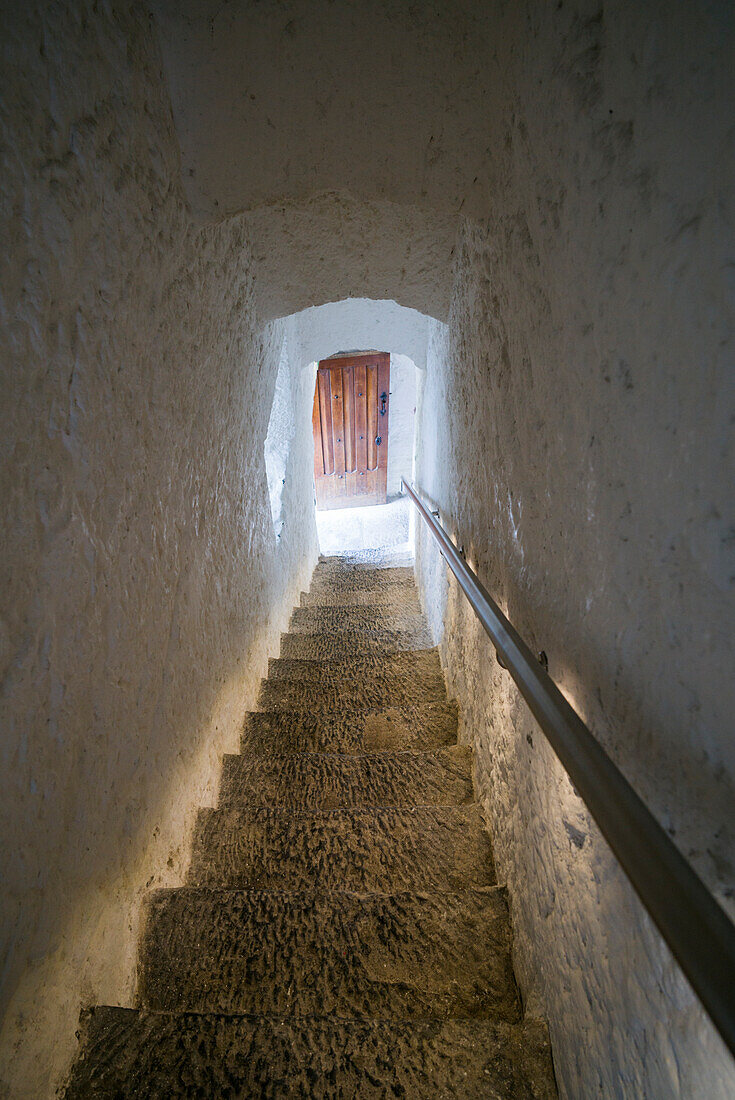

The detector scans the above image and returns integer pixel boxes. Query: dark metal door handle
[380,392,387,415]
[375,435,382,446]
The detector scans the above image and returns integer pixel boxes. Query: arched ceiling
[241,192,457,322]
[152,0,495,221]
[151,0,498,320]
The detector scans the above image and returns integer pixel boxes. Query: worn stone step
[139,887,520,1020]
[304,583,415,605]
[189,804,493,892]
[60,544,561,1098]
[300,584,421,610]
[289,604,427,634]
[240,702,458,755]
[267,648,441,686]
[308,569,414,593]
[219,746,473,810]
[312,563,414,583]
[258,670,446,713]
[63,1008,557,1099]
[280,625,434,659]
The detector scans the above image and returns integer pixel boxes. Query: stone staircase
[63,552,557,1097]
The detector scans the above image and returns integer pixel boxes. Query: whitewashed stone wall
[415,3,735,1096]
[290,299,430,373]
[386,354,417,499]
[265,329,316,539]
[0,5,317,1097]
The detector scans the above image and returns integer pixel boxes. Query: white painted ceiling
[151,0,498,319]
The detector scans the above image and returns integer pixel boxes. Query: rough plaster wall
[264,339,291,537]
[415,2,735,1097]
[0,5,318,1097]
[264,329,314,539]
[386,354,417,499]
[264,325,317,542]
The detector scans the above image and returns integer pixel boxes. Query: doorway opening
[311,349,417,555]
[312,352,390,509]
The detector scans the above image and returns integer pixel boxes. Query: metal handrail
[402,477,735,1061]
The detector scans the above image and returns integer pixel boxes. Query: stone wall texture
[0,4,317,1096]
[415,2,735,1097]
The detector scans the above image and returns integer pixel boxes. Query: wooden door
[312,352,390,510]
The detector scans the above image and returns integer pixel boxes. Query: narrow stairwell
[64,552,557,1098]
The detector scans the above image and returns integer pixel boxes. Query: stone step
[279,625,434,658]
[258,670,447,713]
[299,585,420,610]
[240,702,458,754]
[312,563,414,584]
[218,746,473,810]
[189,804,493,892]
[63,1008,557,1099]
[308,569,414,593]
[267,648,441,685]
[61,545,560,1098]
[289,604,427,634]
[139,887,520,1021]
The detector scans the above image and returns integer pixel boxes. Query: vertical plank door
[312,352,390,509]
